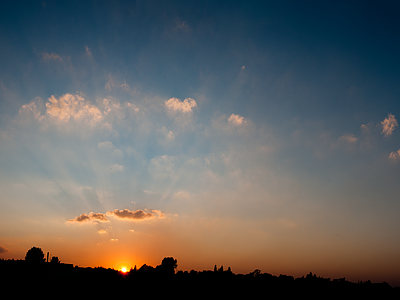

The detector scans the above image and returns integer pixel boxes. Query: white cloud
[143,190,155,195]
[389,149,400,161]
[165,97,197,113]
[381,113,398,137]
[360,123,370,134]
[85,46,92,58]
[101,98,138,116]
[149,155,174,178]
[339,134,357,143]
[112,149,124,157]
[98,229,107,234]
[109,164,124,173]
[98,141,113,149]
[120,80,130,91]
[18,99,44,122]
[42,52,63,62]
[104,75,134,92]
[173,190,191,199]
[15,93,141,138]
[105,74,115,91]
[228,114,245,125]
[159,126,175,142]
[46,93,102,124]
[176,21,189,31]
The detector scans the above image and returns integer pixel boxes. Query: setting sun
[120,267,127,273]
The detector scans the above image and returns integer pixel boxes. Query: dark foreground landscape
[1,257,399,298]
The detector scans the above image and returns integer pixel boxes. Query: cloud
[149,155,174,178]
[112,149,124,157]
[42,52,63,61]
[159,126,175,142]
[360,123,371,134]
[67,212,109,223]
[389,149,400,161]
[67,208,164,226]
[381,113,398,137]
[120,80,130,91]
[85,46,92,58]
[98,141,113,149]
[98,229,107,234]
[104,74,134,92]
[107,208,164,220]
[143,190,155,195]
[176,21,189,31]
[105,74,115,91]
[339,134,357,143]
[14,93,140,139]
[228,114,246,125]
[173,190,191,199]
[109,164,124,173]
[46,93,102,124]
[0,245,9,254]
[101,98,138,116]
[18,99,44,122]
[165,97,197,113]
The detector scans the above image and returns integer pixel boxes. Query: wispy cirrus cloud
[381,113,398,137]
[109,164,124,173]
[339,134,357,143]
[176,20,189,31]
[98,141,113,149]
[42,51,63,62]
[85,46,92,58]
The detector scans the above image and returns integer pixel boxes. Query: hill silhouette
[0,247,399,298]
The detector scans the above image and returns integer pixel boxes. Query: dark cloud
[107,209,154,220]
[67,209,163,224]
[67,212,109,223]
[90,212,109,222]
[0,245,9,254]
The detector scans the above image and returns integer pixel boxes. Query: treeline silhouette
[1,247,399,298]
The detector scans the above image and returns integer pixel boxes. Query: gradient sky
[1,0,400,285]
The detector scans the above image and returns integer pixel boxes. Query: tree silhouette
[50,256,60,264]
[25,246,45,262]
[158,257,177,275]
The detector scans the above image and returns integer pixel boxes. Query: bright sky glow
[1,0,400,286]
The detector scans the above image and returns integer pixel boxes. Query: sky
[1,0,400,285]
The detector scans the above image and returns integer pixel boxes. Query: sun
[115,261,131,273]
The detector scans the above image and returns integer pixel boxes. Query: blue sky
[1,0,400,285]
